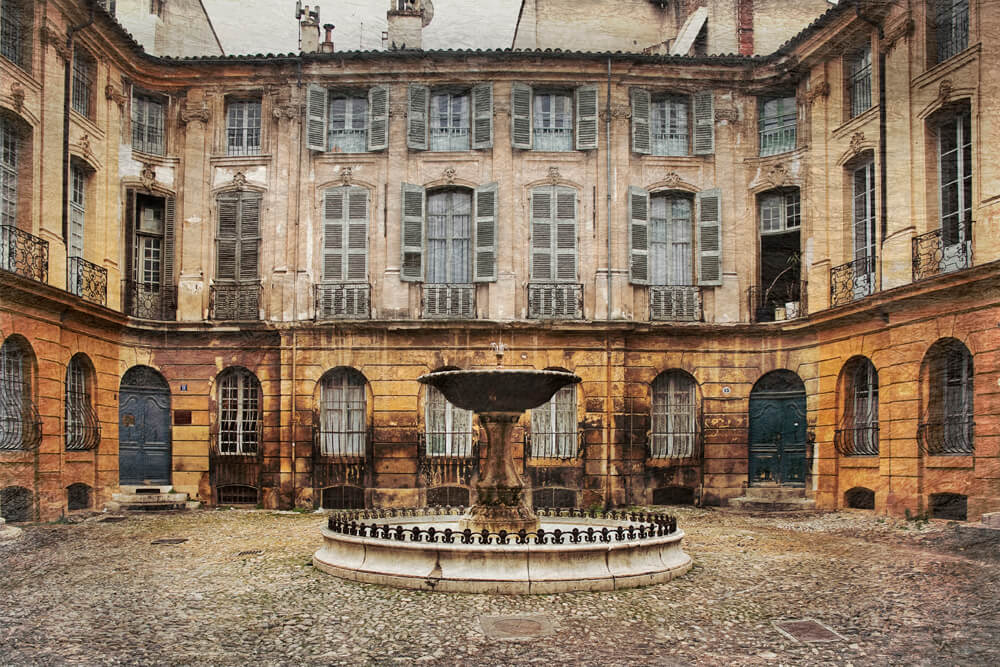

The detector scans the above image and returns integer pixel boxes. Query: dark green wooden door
[119,367,171,485]
[749,392,807,486]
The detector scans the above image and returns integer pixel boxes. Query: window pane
[329,95,368,152]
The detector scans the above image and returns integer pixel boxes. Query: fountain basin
[417,369,580,413]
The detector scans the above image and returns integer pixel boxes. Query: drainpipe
[62,2,96,245]
[289,55,305,508]
[605,57,613,320]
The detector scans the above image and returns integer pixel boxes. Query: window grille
[758,96,796,156]
[217,369,260,455]
[1,0,27,68]
[919,342,974,455]
[651,96,689,156]
[65,357,99,451]
[530,385,577,459]
[132,94,165,155]
[533,92,573,152]
[430,92,470,151]
[935,0,968,64]
[226,100,261,156]
[328,94,368,153]
[0,339,39,450]
[650,372,698,459]
[848,46,872,118]
[1,116,17,229]
[71,49,94,117]
[425,386,474,457]
[66,483,91,511]
[834,359,879,456]
[318,370,366,457]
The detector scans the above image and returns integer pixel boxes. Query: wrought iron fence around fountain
[830,255,875,306]
[912,223,972,282]
[67,256,107,305]
[0,225,48,283]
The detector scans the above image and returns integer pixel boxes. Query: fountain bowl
[417,369,581,413]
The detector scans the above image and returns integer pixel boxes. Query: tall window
[136,197,163,288]
[328,94,368,153]
[530,384,576,458]
[426,190,471,285]
[425,386,473,456]
[836,358,879,456]
[429,91,470,151]
[217,368,260,455]
[848,45,872,118]
[69,164,86,259]
[0,115,17,229]
[651,95,689,156]
[650,371,697,459]
[533,91,573,152]
[759,95,796,156]
[920,340,973,455]
[530,185,577,282]
[938,107,972,255]
[319,369,366,457]
[226,99,261,156]
[215,191,260,283]
[71,48,94,118]
[650,195,692,286]
[853,160,877,296]
[321,186,368,283]
[1,0,28,69]
[0,337,25,449]
[132,93,165,155]
[760,189,800,233]
[935,0,969,64]
[65,355,98,451]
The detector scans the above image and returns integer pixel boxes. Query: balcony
[67,256,108,306]
[0,225,49,283]
[123,280,176,320]
[830,256,875,307]
[528,282,583,319]
[912,223,972,282]
[649,285,701,321]
[210,283,261,320]
[315,283,370,320]
[422,283,475,319]
[748,280,806,323]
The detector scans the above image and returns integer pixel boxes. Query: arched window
[920,339,973,455]
[425,386,473,457]
[0,336,39,450]
[834,358,879,456]
[530,384,577,459]
[217,368,261,455]
[65,355,99,450]
[318,369,367,457]
[650,371,698,459]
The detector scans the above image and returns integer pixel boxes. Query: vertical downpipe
[604,58,615,508]
[605,57,613,320]
[290,56,304,508]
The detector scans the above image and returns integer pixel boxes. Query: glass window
[430,91,470,151]
[0,116,17,229]
[226,100,261,156]
[0,338,24,449]
[426,190,471,284]
[650,372,697,459]
[1,0,27,69]
[848,45,872,118]
[328,94,368,153]
[217,368,260,455]
[758,96,796,156]
[533,92,573,152]
[530,384,577,458]
[920,341,974,456]
[65,356,97,451]
[425,386,473,457]
[71,48,94,118]
[759,190,800,234]
[935,0,969,64]
[319,369,366,457]
[938,108,972,248]
[132,93,165,155]
[650,195,693,286]
[651,95,689,156]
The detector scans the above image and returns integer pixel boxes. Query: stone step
[741,486,807,502]
[106,491,191,512]
[728,495,816,512]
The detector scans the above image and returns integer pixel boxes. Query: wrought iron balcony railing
[912,222,973,282]
[0,225,49,283]
[833,424,879,457]
[649,285,701,321]
[830,255,875,307]
[528,282,583,319]
[315,283,370,319]
[210,283,261,320]
[123,280,176,320]
[422,283,475,319]
[748,280,806,323]
[67,256,108,306]
[917,417,974,456]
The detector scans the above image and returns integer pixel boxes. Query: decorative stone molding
[232,171,248,190]
[443,167,457,184]
[547,167,561,185]
[493,101,510,117]
[340,166,353,186]
[714,107,739,123]
[765,163,789,188]
[78,134,92,156]
[806,81,830,105]
[389,102,408,119]
[180,103,211,126]
[140,164,156,192]
[849,131,866,156]
[938,79,953,103]
[41,21,72,61]
[272,103,301,121]
[662,171,683,188]
[600,105,631,122]
[9,82,24,112]
[882,13,913,54]
[105,84,127,111]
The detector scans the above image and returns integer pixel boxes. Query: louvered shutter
[575,85,599,150]
[693,90,715,155]
[306,84,327,152]
[346,187,369,282]
[239,194,261,281]
[631,88,651,155]
[696,188,722,286]
[163,196,176,305]
[530,188,552,281]
[471,83,493,149]
[400,183,425,282]
[216,193,239,281]
[407,84,429,150]
[555,187,577,281]
[628,185,649,285]
[511,83,532,150]
[473,181,498,282]
[368,85,389,151]
[323,188,345,281]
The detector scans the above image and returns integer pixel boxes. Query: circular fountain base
[313,512,692,594]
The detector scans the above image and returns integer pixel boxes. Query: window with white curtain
[530,384,577,458]
[650,371,697,459]
[319,369,366,457]
[425,385,473,456]
[426,190,471,285]
[649,195,693,286]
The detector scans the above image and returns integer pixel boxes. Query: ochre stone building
[1,0,998,522]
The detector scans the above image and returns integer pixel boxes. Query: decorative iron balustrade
[528,282,583,319]
[123,280,176,320]
[917,418,974,456]
[830,255,876,307]
[67,256,107,306]
[65,399,100,451]
[649,285,701,321]
[315,283,370,319]
[312,421,372,489]
[422,283,475,319]
[418,432,480,488]
[912,223,973,281]
[525,431,582,461]
[210,283,261,320]
[833,424,879,457]
[748,280,806,323]
[0,381,42,451]
[0,225,49,283]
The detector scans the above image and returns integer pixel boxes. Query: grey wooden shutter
[693,90,715,155]
[471,83,493,149]
[239,194,261,282]
[555,187,577,281]
[216,193,239,281]
[511,83,532,150]
[407,84,429,150]
[322,188,345,281]
[473,181,498,282]
[400,183,425,282]
[530,188,552,281]
[628,185,649,285]
[696,188,722,286]
[306,84,327,152]
[575,85,599,150]
[163,196,176,296]
[631,88,651,155]
[346,187,369,282]
[368,85,389,151]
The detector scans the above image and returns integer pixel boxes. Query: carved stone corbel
[140,164,156,192]
[662,171,682,188]
[443,167,457,185]
[105,84,127,111]
[10,82,25,112]
[388,102,408,119]
[232,171,248,190]
[938,79,953,104]
[179,102,211,126]
[849,131,866,156]
[547,167,561,185]
[806,81,830,105]
[340,166,353,186]
[765,163,789,188]
[41,21,72,62]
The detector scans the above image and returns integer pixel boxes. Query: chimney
[387,0,423,50]
[299,4,321,53]
[322,24,335,53]
[737,0,754,56]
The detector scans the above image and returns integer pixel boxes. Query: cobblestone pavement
[1,507,997,666]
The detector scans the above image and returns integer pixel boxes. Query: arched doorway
[748,370,807,486]
[119,366,171,485]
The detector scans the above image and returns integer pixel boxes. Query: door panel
[749,394,806,486]
[119,389,171,484]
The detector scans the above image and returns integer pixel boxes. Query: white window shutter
[407,84,429,150]
[368,85,389,151]
[346,187,369,282]
[306,84,327,152]
[400,182,425,282]
[693,90,715,155]
[631,88,651,155]
[530,188,553,281]
[554,187,577,282]
[322,188,345,281]
[473,181,498,282]
[696,188,722,286]
[575,85,599,151]
[471,83,493,149]
[628,185,650,285]
[511,83,532,150]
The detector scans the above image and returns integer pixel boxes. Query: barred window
[650,95,689,156]
[425,385,473,457]
[935,0,968,64]
[71,48,94,118]
[1,0,29,70]
[217,368,260,455]
[920,339,974,456]
[835,358,879,456]
[530,384,577,459]
[0,338,24,449]
[1,115,17,229]
[226,99,261,156]
[848,45,872,118]
[132,93,165,155]
[65,355,99,451]
[650,371,697,459]
[319,369,366,457]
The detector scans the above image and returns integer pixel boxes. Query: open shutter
[473,181,498,282]
[238,194,261,282]
[215,193,239,281]
[555,187,577,281]
[471,83,493,149]
[631,88,651,155]
[407,84,429,151]
[511,83,532,150]
[628,185,649,285]
[530,188,552,281]
[346,187,369,282]
[163,196,176,299]
[696,188,722,286]
[323,188,345,281]
[400,183,425,282]
[368,85,389,151]
[575,85,599,151]
[306,84,327,152]
[693,90,715,155]
[125,190,136,282]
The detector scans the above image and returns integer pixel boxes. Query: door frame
[748,371,807,487]
[118,366,172,485]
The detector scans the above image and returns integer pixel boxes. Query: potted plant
[759,252,800,322]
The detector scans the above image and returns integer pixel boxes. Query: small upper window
[226,99,261,156]
[1,0,30,70]
[934,0,969,64]
[651,95,689,156]
[71,47,95,118]
[847,45,872,118]
[329,93,368,153]
[758,95,796,157]
[533,91,573,152]
[430,90,470,152]
[759,189,800,233]
[132,92,166,155]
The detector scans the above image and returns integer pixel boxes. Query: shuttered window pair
[407,84,493,151]
[400,182,498,283]
[215,191,261,283]
[322,186,368,283]
[631,89,714,156]
[510,84,598,151]
[530,186,577,282]
[306,85,389,153]
[628,186,721,286]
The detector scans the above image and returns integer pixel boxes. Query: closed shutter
[216,193,239,280]
[238,194,261,281]
[511,83,532,150]
[346,187,369,282]
[530,189,552,281]
[368,85,389,151]
[631,88,651,155]
[163,196,176,303]
[322,188,345,281]
[400,183,425,282]
[471,83,493,149]
[693,90,714,155]
[473,181,498,282]
[628,185,649,285]
[696,188,722,286]
[407,84,429,150]
[306,84,327,152]
[575,85,599,150]
[555,187,577,281]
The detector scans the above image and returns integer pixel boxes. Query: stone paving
[1,507,997,666]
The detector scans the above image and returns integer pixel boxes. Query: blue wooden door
[119,389,171,484]
[749,393,806,486]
